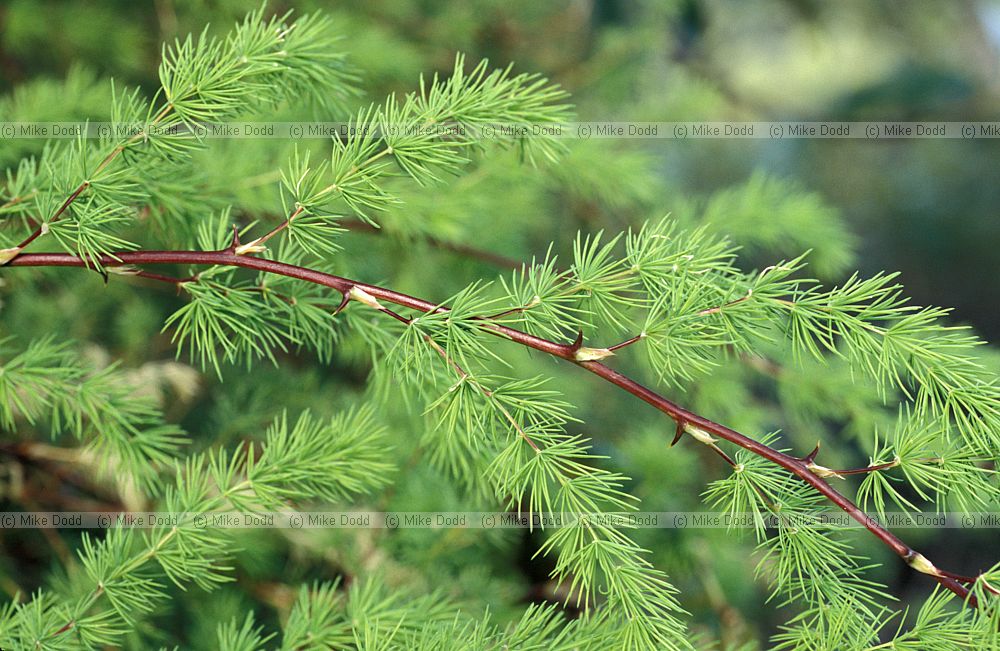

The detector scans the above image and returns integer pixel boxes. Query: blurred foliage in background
[1,0,998,648]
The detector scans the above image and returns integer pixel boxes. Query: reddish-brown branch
[607,332,646,352]
[2,248,984,604]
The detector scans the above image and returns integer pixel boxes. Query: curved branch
[3,248,982,604]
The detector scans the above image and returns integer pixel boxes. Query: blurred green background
[2,0,999,647]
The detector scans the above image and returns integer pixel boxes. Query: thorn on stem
[802,442,821,464]
[671,420,685,446]
[226,225,241,253]
[333,292,351,315]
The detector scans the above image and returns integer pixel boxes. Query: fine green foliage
[0,407,391,649]
[1,4,998,651]
[274,51,571,238]
[856,413,998,519]
[0,336,185,493]
[0,4,356,269]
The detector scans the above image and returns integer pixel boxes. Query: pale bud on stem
[234,237,267,256]
[906,552,941,577]
[684,424,718,446]
[806,462,846,479]
[106,265,141,276]
[573,346,615,362]
[348,286,384,310]
[0,247,23,265]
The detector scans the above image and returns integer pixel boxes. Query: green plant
[1,5,998,651]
